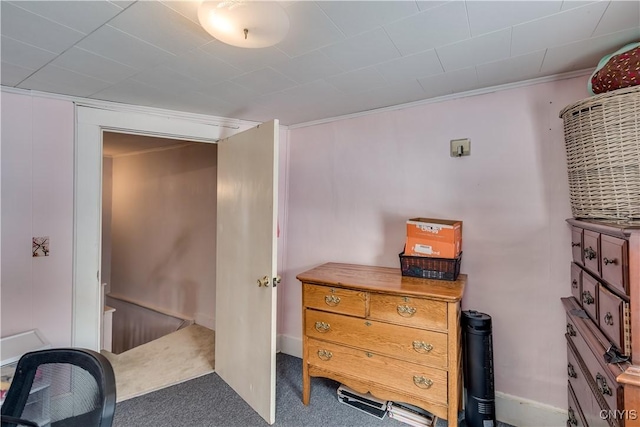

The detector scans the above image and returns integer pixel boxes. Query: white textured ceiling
[2,1,639,126]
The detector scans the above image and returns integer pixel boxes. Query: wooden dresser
[297,262,466,425]
[563,219,640,427]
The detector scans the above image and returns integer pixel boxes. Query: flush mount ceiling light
[198,1,290,48]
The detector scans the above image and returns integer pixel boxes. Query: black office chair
[1,348,116,427]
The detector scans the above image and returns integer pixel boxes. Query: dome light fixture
[197,1,290,49]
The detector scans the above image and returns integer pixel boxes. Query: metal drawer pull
[584,247,596,260]
[571,242,581,248]
[603,257,618,266]
[314,322,331,333]
[567,408,578,426]
[412,376,433,389]
[397,305,417,317]
[567,363,577,378]
[582,290,594,305]
[571,279,578,289]
[566,323,576,337]
[413,341,434,353]
[604,312,614,326]
[317,349,332,361]
[596,373,612,396]
[324,295,341,306]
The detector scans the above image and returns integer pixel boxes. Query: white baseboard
[278,334,302,358]
[194,312,215,330]
[276,334,566,426]
[495,391,566,427]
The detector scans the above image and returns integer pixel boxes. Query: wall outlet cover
[33,236,50,257]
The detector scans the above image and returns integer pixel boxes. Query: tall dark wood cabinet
[563,219,640,427]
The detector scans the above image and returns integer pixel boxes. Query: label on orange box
[405,218,462,258]
[405,236,461,258]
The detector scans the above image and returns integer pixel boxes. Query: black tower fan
[462,310,496,427]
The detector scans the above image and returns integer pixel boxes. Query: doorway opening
[100,131,216,401]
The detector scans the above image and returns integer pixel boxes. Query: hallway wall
[109,142,218,329]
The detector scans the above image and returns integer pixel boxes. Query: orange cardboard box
[405,218,462,258]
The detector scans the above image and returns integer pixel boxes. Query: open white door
[216,120,279,424]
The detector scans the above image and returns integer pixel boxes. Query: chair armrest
[1,414,41,427]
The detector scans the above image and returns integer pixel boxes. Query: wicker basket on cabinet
[559,86,640,222]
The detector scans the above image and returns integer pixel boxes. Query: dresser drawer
[368,294,447,331]
[600,234,628,296]
[598,285,625,352]
[568,382,587,427]
[567,342,613,427]
[581,273,598,322]
[303,284,366,317]
[565,310,623,416]
[572,227,584,265]
[308,338,448,405]
[571,263,583,303]
[583,230,600,277]
[305,309,448,369]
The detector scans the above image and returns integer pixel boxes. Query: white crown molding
[2,67,591,131]
[0,86,264,130]
[288,68,593,130]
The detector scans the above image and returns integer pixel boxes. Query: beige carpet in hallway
[102,324,215,402]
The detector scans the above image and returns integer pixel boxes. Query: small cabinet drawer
[582,230,600,277]
[303,284,366,317]
[305,309,448,369]
[598,285,625,352]
[600,234,628,296]
[581,273,598,322]
[572,227,584,265]
[571,263,582,303]
[368,294,447,331]
[568,383,587,427]
[307,338,448,405]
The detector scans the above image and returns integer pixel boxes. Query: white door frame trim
[72,104,255,350]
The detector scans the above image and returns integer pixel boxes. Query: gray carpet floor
[114,353,513,427]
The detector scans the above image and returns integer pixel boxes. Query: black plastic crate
[399,251,462,281]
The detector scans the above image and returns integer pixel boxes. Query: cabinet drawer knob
[582,290,594,305]
[567,408,578,426]
[596,373,612,396]
[572,279,578,289]
[324,295,341,306]
[317,349,332,361]
[571,242,581,248]
[566,323,577,337]
[412,376,433,389]
[314,322,331,333]
[604,312,614,326]
[567,363,577,379]
[397,305,417,317]
[603,257,618,266]
[412,341,434,353]
[584,247,596,260]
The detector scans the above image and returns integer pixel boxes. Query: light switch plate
[450,138,470,157]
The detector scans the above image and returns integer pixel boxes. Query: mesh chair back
[1,349,116,427]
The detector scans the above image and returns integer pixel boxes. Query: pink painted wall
[1,93,74,347]
[281,76,589,407]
